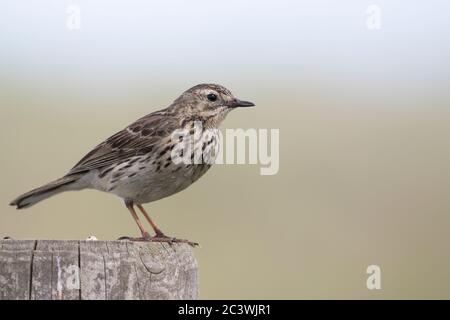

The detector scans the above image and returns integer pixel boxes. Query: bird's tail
[10,175,81,209]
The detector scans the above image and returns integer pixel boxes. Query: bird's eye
[207,93,217,102]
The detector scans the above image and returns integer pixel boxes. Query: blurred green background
[1,1,450,299]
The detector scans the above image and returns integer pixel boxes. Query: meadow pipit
[10,84,255,245]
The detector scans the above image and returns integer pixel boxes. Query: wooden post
[0,239,198,300]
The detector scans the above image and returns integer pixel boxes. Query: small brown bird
[10,84,254,244]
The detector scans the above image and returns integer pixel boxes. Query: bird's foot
[150,235,199,247]
[117,233,198,247]
[151,231,198,247]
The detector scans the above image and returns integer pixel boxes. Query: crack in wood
[0,239,197,300]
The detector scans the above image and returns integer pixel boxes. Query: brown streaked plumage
[9,84,255,245]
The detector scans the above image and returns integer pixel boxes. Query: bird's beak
[228,99,255,108]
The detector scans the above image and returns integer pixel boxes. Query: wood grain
[0,239,198,300]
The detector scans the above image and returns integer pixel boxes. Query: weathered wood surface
[0,239,198,300]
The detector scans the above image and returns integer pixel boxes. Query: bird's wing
[67,111,180,175]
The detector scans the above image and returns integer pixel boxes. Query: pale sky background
[1,1,449,299]
[1,1,449,93]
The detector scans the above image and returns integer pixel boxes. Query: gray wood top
[0,239,198,300]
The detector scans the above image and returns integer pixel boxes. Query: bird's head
[170,84,255,127]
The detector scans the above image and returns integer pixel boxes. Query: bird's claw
[117,234,198,247]
[152,236,199,247]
